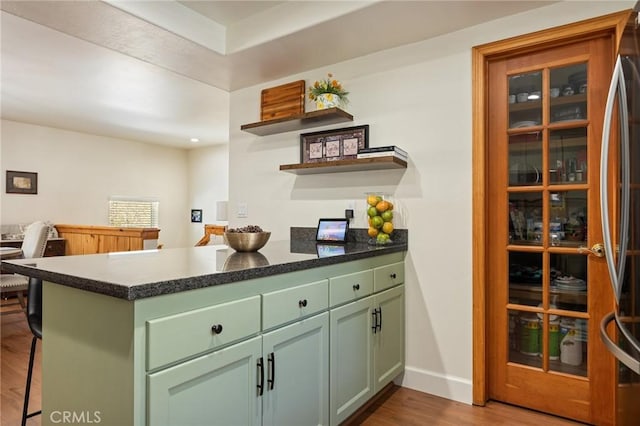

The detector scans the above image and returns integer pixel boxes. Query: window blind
[108,198,159,228]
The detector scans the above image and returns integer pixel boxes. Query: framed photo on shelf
[300,124,369,164]
[6,170,38,194]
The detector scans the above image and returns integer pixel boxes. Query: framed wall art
[6,170,38,194]
[300,124,369,164]
[191,209,203,223]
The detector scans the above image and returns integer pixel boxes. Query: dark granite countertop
[1,235,407,300]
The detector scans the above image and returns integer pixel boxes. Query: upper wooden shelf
[280,156,407,175]
[508,93,587,113]
[240,107,353,136]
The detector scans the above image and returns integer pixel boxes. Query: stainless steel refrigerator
[599,4,640,425]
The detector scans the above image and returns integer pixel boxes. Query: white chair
[0,221,49,314]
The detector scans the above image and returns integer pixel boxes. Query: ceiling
[0,1,557,149]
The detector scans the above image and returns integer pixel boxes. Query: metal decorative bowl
[223,232,271,252]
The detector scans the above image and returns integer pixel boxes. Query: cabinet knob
[298,299,308,308]
[353,283,360,291]
[211,324,223,334]
[390,273,397,279]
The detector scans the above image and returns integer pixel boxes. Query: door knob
[578,243,605,258]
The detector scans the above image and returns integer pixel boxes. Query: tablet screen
[316,219,349,242]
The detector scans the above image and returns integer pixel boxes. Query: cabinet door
[373,285,405,392]
[329,296,374,426]
[147,336,262,426]
[262,312,329,426]
[486,30,617,424]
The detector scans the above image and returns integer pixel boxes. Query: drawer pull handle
[211,324,223,334]
[390,273,397,279]
[353,284,360,291]
[298,299,308,308]
[372,309,378,334]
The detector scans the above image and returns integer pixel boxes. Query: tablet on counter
[315,218,349,243]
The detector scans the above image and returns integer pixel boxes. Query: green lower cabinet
[262,312,329,426]
[329,285,405,426]
[147,336,262,426]
[329,296,375,425]
[147,313,329,426]
[373,285,405,390]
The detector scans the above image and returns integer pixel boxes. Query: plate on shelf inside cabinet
[553,276,586,291]
[511,120,539,128]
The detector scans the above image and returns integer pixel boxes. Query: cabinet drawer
[146,295,261,371]
[262,280,328,330]
[329,269,373,307]
[374,262,404,292]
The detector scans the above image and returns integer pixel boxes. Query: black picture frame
[191,209,203,223]
[6,170,38,194]
[300,124,369,164]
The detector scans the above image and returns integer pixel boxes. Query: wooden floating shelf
[240,107,353,136]
[279,156,407,175]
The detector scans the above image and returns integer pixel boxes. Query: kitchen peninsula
[2,235,407,426]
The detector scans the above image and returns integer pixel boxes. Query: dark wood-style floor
[1,300,583,426]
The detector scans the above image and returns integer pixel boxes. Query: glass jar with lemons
[366,193,394,245]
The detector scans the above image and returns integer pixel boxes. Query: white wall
[229,1,634,404]
[0,119,190,248]
[187,145,229,245]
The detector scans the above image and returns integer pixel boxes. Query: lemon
[382,222,394,234]
[368,227,379,238]
[367,195,379,206]
[376,200,390,213]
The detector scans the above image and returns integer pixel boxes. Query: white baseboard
[396,366,473,405]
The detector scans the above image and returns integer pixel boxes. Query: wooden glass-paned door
[487,34,616,424]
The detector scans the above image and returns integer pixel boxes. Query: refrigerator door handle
[600,311,640,374]
[617,58,630,297]
[600,56,627,301]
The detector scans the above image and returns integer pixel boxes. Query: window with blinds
[108,198,159,228]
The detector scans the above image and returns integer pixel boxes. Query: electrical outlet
[237,202,248,218]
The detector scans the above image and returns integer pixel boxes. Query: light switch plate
[237,202,248,218]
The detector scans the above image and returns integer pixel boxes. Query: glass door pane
[550,63,587,124]
[509,192,542,245]
[509,308,543,369]
[509,252,543,307]
[549,190,587,247]
[550,253,588,313]
[549,128,587,184]
[509,133,542,186]
[509,71,542,128]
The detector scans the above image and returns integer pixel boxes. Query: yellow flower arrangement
[308,73,349,105]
